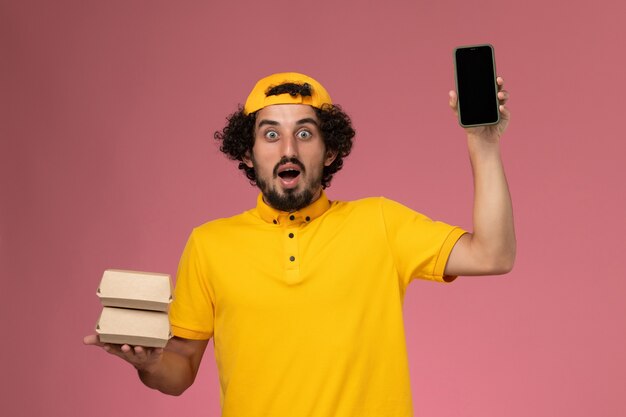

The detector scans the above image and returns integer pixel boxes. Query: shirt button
[288,233,294,238]
[289,215,295,221]
[305,216,311,221]
[289,256,295,262]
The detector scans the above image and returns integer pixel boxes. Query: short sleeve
[380,198,467,287]
[169,230,215,340]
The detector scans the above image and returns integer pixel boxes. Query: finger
[102,343,125,355]
[101,343,128,359]
[448,90,458,110]
[499,104,510,120]
[104,344,138,362]
[120,344,142,363]
[497,90,509,103]
[123,345,162,366]
[83,334,105,347]
[101,343,133,358]
[133,346,149,362]
[134,346,163,359]
[496,77,505,95]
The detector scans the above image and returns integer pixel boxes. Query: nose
[280,135,298,158]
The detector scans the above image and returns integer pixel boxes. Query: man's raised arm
[444,76,516,277]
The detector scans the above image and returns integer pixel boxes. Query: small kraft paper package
[95,269,173,348]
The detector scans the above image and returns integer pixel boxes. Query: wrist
[467,133,501,156]
[467,131,500,143]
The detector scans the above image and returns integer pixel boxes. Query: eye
[265,130,279,141]
[297,130,312,140]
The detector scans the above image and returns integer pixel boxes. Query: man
[85,72,515,416]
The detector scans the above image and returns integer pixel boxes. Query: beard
[253,156,322,212]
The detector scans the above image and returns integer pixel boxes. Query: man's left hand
[448,76,510,141]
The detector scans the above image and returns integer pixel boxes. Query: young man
[85,72,515,416]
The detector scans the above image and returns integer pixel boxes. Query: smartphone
[453,44,499,127]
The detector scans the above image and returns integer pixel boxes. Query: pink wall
[2,1,625,416]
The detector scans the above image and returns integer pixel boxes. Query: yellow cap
[243,72,333,115]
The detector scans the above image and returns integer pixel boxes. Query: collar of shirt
[256,191,331,225]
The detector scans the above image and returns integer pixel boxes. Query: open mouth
[277,169,301,180]
[276,163,302,188]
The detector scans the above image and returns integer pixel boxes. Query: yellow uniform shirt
[170,192,466,417]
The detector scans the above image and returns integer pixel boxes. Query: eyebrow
[296,118,319,127]
[257,119,279,128]
[257,118,319,129]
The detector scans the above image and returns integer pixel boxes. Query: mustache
[273,157,306,178]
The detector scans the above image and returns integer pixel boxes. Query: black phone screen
[454,45,499,126]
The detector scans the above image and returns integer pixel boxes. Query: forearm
[137,350,197,396]
[467,133,516,272]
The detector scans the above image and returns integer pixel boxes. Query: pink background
[2,0,625,416]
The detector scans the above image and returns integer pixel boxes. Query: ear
[324,150,338,167]
[242,151,253,168]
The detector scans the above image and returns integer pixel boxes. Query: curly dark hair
[214,86,355,189]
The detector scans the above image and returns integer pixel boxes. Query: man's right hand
[83,334,209,395]
[83,335,164,372]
